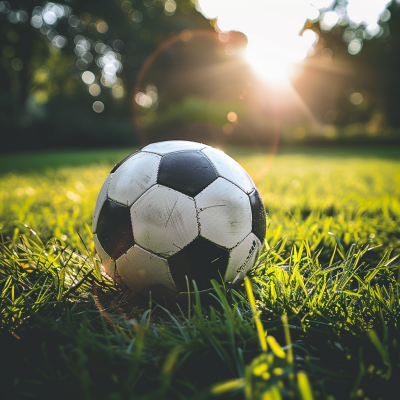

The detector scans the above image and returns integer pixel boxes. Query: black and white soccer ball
[93,140,266,301]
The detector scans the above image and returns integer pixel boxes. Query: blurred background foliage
[1,0,400,150]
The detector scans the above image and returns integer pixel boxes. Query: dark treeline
[1,0,400,151]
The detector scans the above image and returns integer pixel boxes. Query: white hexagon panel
[93,233,116,278]
[130,185,199,257]
[116,245,179,300]
[224,233,262,282]
[92,173,113,233]
[108,152,161,206]
[141,140,208,155]
[195,178,252,249]
[201,147,255,194]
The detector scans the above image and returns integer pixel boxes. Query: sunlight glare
[197,0,320,82]
[197,0,393,81]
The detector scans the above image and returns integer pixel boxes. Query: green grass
[1,146,399,399]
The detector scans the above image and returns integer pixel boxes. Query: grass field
[1,146,399,399]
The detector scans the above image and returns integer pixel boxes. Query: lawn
[0,146,399,399]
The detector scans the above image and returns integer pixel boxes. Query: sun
[244,27,319,83]
[245,42,292,83]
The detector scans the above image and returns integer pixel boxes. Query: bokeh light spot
[291,180,300,188]
[93,101,105,113]
[76,59,88,70]
[130,10,143,22]
[324,124,337,138]
[222,124,234,134]
[180,30,193,42]
[121,1,132,13]
[164,0,177,15]
[0,2,10,13]
[227,111,238,123]
[52,35,67,49]
[113,39,124,51]
[325,110,337,123]
[43,11,57,25]
[320,11,339,32]
[18,10,28,22]
[135,84,158,110]
[348,39,362,55]
[11,58,23,71]
[80,13,92,25]
[82,71,95,85]
[112,85,124,99]
[135,92,152,108]
[34,90,49,104]
[321,47,333,64]
[96,20,108,33]
[218,32,230,42]
[224,44,236,56]
[350,92,363,105]
[68,15,79,27]
[89,83,101,96]
[31,15,43,28]
[25,187,35,196]
[148,7,157,18]
[7,10,19,24]
[380,9,391,22]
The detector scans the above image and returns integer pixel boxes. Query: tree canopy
[1,0,400,149]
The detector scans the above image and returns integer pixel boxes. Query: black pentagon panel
[96,199,135,260]
[168,237,230,292]
[249,189,266,243]
[157,151,218,197]
[110,150,139,173]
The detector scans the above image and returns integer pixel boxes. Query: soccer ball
[93,140,266,301]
